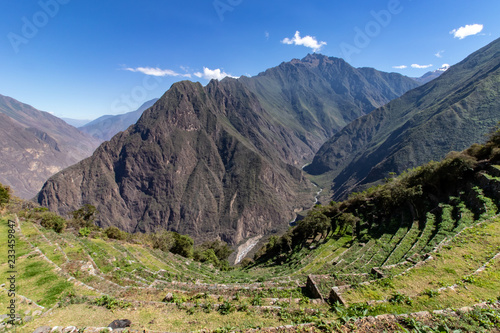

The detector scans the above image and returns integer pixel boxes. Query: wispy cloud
[435,50,444,58]
[450,24,483,39]
[124,67,191,78]
[265,31,270,40]
[281,31,326,52]
[411,64,433,69]
[392,65,407,69]
[194,67,238,80]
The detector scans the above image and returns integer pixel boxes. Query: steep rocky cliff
[36,55,420,244]
[240,54,420,159]
[38,80,314,244]
[0,94,102,199]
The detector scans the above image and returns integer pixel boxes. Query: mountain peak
[293,53,347,67]
[307,37,500,199]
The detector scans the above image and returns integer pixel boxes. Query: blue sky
[0,0,498,120]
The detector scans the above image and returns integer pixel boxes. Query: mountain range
[412,64,450,84]
[306,37,500,199]
[36,54,420,245]
[61,117,92,127]
[239,54,420,162]
[79,99,159,141]
[0,94,102,199]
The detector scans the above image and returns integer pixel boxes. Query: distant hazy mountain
[37,55,419,244]
[413,64,450,85]
[0,94,102,199]
[79,99,159,141]
[306,38,500,199]
[61,117,92,127]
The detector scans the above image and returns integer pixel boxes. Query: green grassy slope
[1,133,500,331]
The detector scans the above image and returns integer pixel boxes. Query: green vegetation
[104,226,126,240]
[3,127,500,332]
[0,182,10,206]
[40,211,67,233]
[307,38,500,200]
[256,128,500,267]
[93,295,131,310]
[71,204,98,226]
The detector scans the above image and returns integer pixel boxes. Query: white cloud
[193,67,239,81]
[435,50,444,58]
[392,65,407,69]
[265,31,270,40]
[450,24,483,39]
[438,64,450,71]
[124,67,191,78]
[281,31,327,52]
[411,64,433,69]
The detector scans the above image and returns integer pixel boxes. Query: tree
[297,210,330,240]
[105,226,126,240]
[0,183,10,207]
[198,240,233,261]
[71,204,98,228]
[278,232,293,253]
[193,248,220,266]
[171,233,194,258]
[337,213,359,236]
[40,212,67,233]
[150,231,174,252]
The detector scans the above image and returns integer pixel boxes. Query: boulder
[109,319,132,329]
[162,293,173,302]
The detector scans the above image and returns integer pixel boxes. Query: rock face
[79,99,159,141]
[240,53,420,160]
[38,80,314,244]
[306,37,500,199]
[37,55,419,244]
[0,94,102,199]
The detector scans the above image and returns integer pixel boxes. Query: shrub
[422,289,439,298]
[40,212,66,233]
[240,257,254,268]
[71,204,98,228]
[171,233,194,258]
[193,248,220,266]
[150,230,175,252]
[93,295,131,310]
[104,226,126,240]
[219,260,231,271]
[462,275,477,284]
[218,300,235,315]
[0,183,10,206]
[251,294,263,306]
[388,292,412,305]
[197,240,233,261]
[78,227,91,238]
[59,291,89,307]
